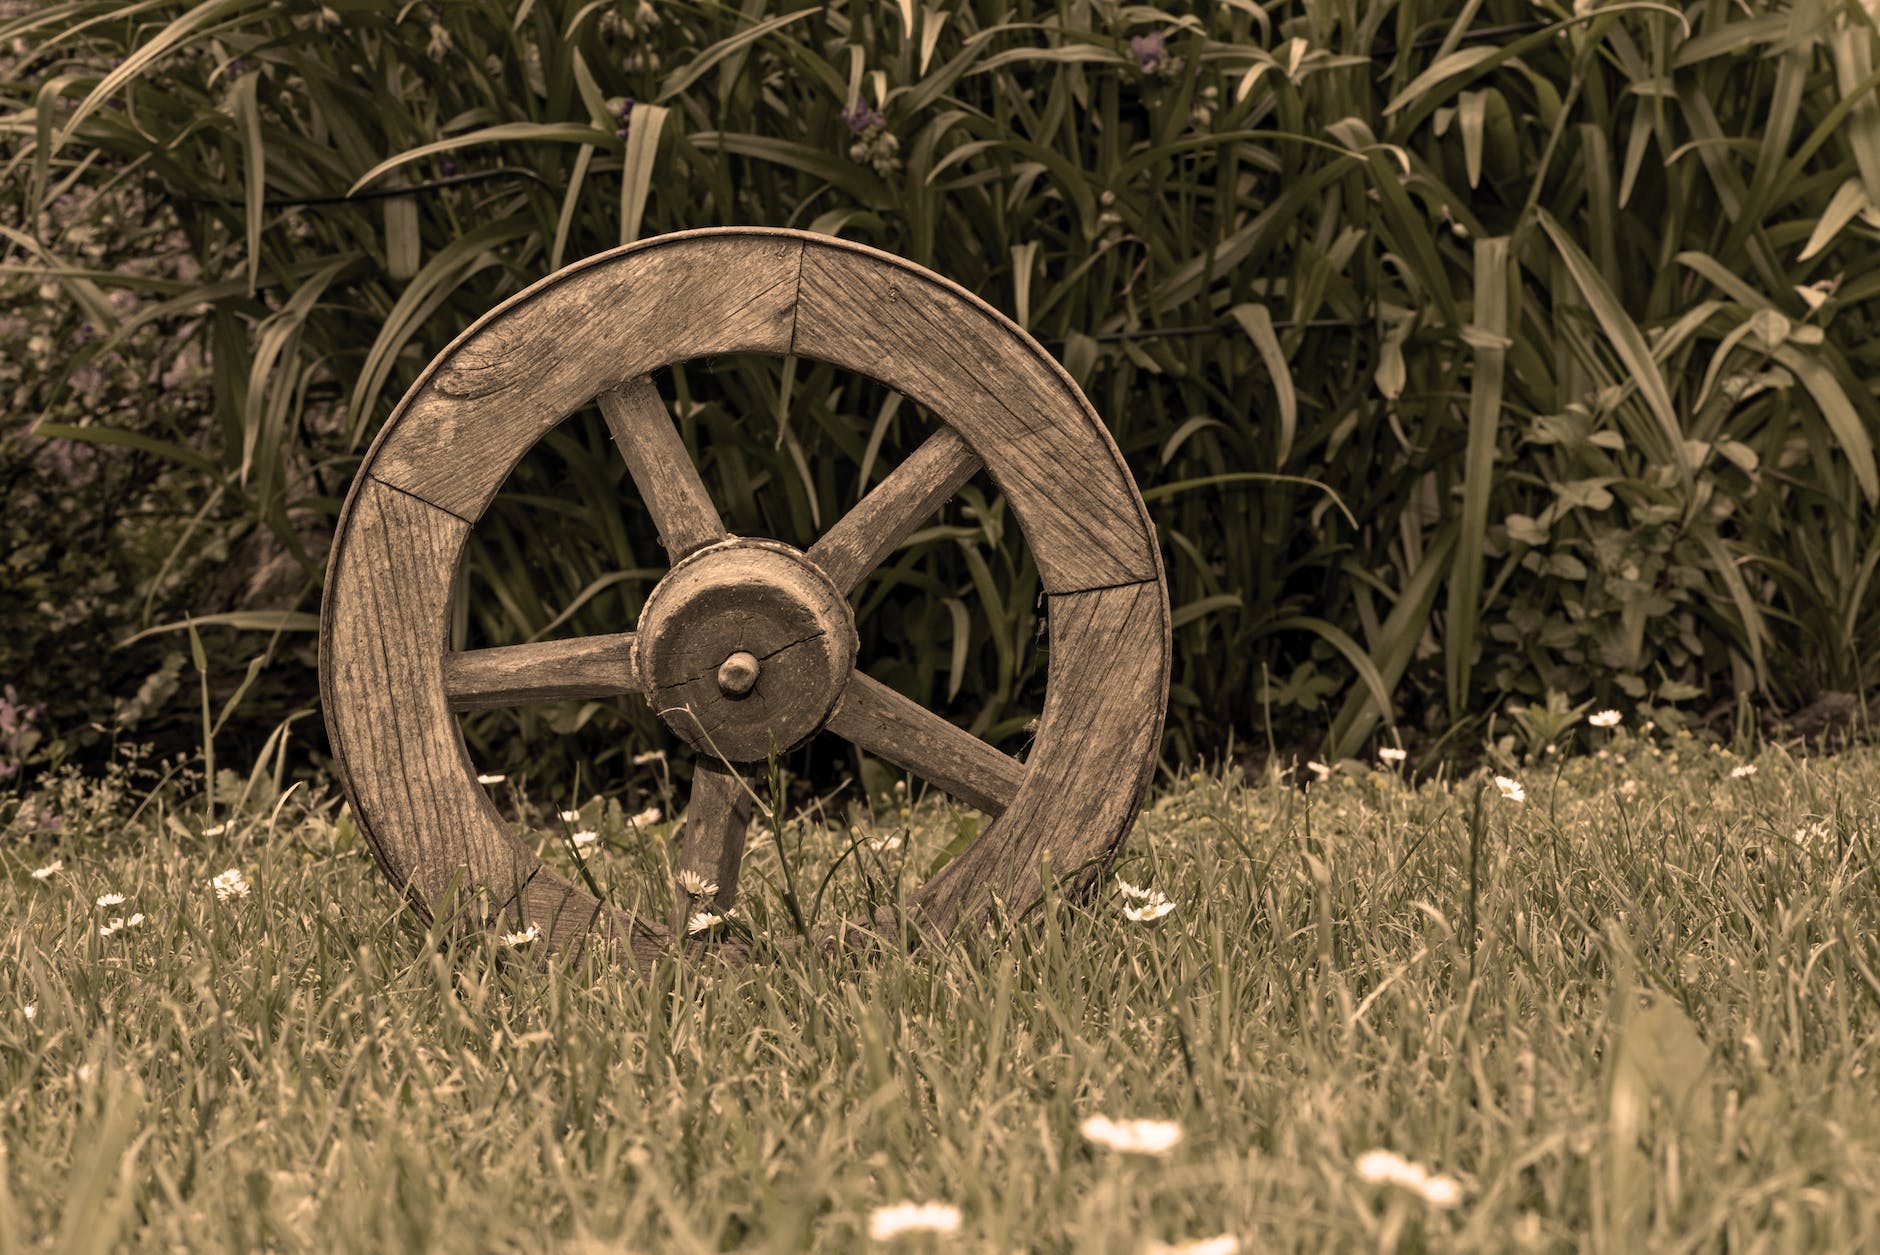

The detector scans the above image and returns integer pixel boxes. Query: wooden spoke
[597,376,728,561]
[671,758,755,941]
[824,670,1025,816]
[805,426,982,594]
[443,633,640,711]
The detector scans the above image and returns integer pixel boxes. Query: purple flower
[0,760,16,781]
[225,57,247,79]
[841,99,885,133]
[1129,32,1165,72]
[438,156,459,177]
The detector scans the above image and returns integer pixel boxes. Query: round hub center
[633,539,858,761]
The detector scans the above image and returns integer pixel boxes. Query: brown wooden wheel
[319,228,1170,968]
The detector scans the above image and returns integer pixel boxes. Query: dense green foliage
[4,0,1880,788]
[3,736,1877,1249]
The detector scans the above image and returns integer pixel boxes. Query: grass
[2,728,1878,1253]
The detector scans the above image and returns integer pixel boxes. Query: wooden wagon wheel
[319,228,1170,968]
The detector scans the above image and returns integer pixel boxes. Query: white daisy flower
[22,1005,36,1021]
[1731,763,1756,779]
[1306,760,1332,780]
[96,892,125,908]
[126,913,144,928]
[628,806,662,827]
[1493,775,1525,803]
[476,773,506,785]
[1378,747,1407,764]
[29,860,62,880]
[1589,709,1621,728]
[203,821,230,837]
[1354,1148,1464,1208]
[558,809,582,823]
[867,1201,962,1240]
[1124,897,1176,923]
[570,830,600,853]
[1079,1115,1183,1155]
[1116,877,1158,901]
[1356,1148,1421,1184]
[211,868,250,900]
[501,923,540,946]
[1790,820,1830,849]
[685,910,725,935]
[867,833,904,852]
[1146,1236,1240,1255]
[676,870,718,898]
[631,749,667,766]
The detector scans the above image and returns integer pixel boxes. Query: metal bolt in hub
[717,650,760,696]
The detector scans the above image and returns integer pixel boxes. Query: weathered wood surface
[905,579,1169,937]
[358,230,1160,600]
[791,240,1158,594]
[442,632,640,711]
[670,758,755,940]
[324,228,1172,970]
[635,540,858,761]
[320,475,666,964]
[805,425,982,594]
[824,671,1025,817]
[597,377,727,561]
[368,233,802,521]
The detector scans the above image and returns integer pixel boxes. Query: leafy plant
[3,0,1877,790]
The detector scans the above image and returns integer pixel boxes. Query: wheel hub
[633,538,857,761]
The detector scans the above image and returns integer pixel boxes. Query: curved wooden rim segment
[319,228,1170,966]
[321,477,661,965]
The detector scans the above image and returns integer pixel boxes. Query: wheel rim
[320,228,1171,967]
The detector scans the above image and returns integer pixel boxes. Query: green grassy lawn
[3,729,1877,1253]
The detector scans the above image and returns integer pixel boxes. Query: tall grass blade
[1446,237,1510,719]
[619,104,668,246]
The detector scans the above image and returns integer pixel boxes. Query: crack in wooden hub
[633,539,858,761]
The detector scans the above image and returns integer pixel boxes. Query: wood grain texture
[597,377,727,560]
[791,240,1158,594]
[319,475,667,965]
[670,758,755,941]
[824,671,1024,817]
[324,228,1173,971]
[635,540,857,761]
[443,632,640,711]
[903,579,1170,937]
[367,232,803,521]
[805,425,982,593]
